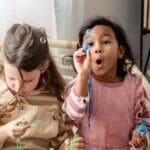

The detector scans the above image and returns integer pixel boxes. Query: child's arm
[63,49,91,121]
[130,75,150,149]
[0,118,30,146]
[0,125,8,146]
[73,48,90,96]
[63,81,89,121]
[131,120,149,148]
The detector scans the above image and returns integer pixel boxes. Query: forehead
[4,62,21,78]
[85,25,115,39]
[4,62,38,80]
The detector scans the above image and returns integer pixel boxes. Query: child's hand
[70,136,85,150]
[131,130,148,148]
[73,48,91,76]
[62,136,85,150]
[4,118,30,139]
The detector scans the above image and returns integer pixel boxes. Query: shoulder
[64,78,76,93]
[125,73,142,85]
[124,73,143,95]
[126,73,146,100]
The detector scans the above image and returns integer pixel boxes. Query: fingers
[13,125,31,133]
[62,137,85,150]
[85,49,91,64]
[131,131,147,148]
[73,48,91,75]
[69,137,85,150]
[6,118,31,139]
[72,137,85,149]
[74,49,86,63]
[135,135,147,147]
[14,118,31,134]
[12,117,26,125]
[11,125,30,139]
[62,138,70,150]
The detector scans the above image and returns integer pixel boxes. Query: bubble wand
[82,29,93,129]
[83,29,90,53]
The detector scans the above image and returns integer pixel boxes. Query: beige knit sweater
[0,78,73,150]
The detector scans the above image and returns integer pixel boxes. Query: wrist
[74,75,89,96]
[0,125,8,144]
[76,73,89,82]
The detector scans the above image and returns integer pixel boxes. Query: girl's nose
[14,81,23,93]
[94,49,102,53]
[94,45,102,53]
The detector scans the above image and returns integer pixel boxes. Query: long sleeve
[144,99,150,130]
[133,74,148,127]
[63,80,89,121]
[132,74,150,149]
[143,99,150,149]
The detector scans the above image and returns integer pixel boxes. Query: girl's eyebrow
[103,33,111,36]
[23,78,34,82]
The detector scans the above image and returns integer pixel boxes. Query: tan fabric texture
[0,79,73,150]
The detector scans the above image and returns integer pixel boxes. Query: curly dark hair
[78,16,135,77]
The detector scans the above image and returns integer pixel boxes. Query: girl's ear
[40,59,50,73]
[118,45,126,59]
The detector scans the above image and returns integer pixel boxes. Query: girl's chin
[94,66,103,73]
[95,63,103,70]
[92,69,106,79]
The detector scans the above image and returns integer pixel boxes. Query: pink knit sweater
[63,74,149,150]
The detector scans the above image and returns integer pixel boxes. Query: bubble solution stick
[69,126,79,150]
[83,29,90,53]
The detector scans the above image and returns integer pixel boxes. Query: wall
[0,0,149,71]
[143,33,150,72]
[0,0,57,42]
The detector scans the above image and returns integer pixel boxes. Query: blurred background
[0,0,149,82]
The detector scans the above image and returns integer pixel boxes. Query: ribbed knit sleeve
[63,80,89,121]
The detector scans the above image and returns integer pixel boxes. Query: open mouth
[96,58,102,65]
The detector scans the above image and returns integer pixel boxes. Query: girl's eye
[9,77,15,81]
[102,40,111,44]
[88,42,93,47]
[24,80,32,83]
